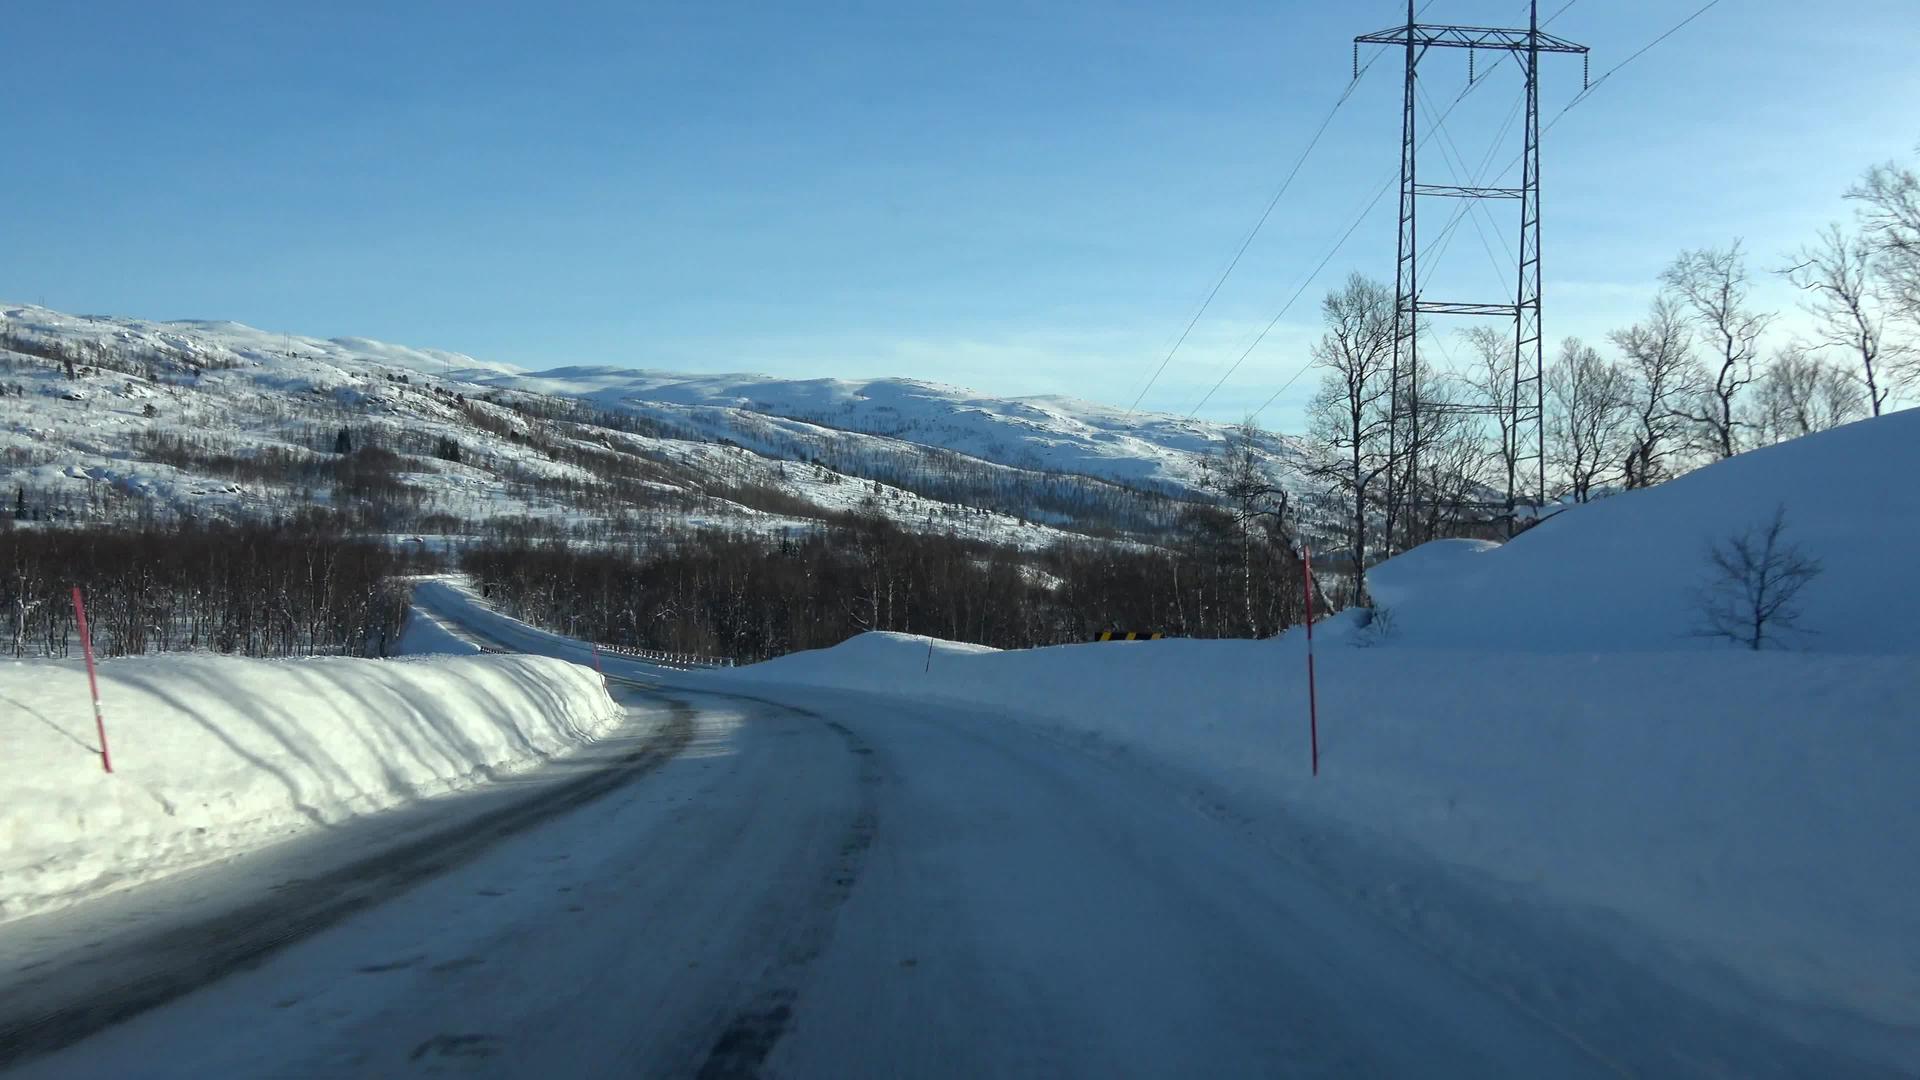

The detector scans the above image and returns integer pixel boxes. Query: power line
[1123,64,1385,417]
[1189,56,1516,420]
[1548,0,1719,129]
[1422,0,1722,276]
[1198,177,1399,419]
[1124,0,1442,418]
[1124,74,1368,415]
[1422,92,1526,284]
[1417,81,1518,277]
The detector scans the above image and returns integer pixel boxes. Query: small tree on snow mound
[1695,505,1823,650]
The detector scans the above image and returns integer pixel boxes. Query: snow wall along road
[1,653,622,921]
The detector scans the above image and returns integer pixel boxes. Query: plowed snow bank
[1,653,620,921]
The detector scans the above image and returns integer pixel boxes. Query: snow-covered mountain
[1,304,1303,545]
[479,366,1289,494]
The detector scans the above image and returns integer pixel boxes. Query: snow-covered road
[0,681,1598,1078]
[6,678,1894,1076]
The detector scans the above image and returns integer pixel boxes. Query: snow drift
[0,652,621,921]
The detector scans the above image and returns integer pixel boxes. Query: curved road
[1,594,1903,1076]
[4,685,1607,1078]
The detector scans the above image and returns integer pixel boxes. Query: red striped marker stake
[71,587,112,774]
[1301,547,1318,777]
[591,644,608,689]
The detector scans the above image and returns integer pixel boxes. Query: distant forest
[2,517,424,659]
[4,499,1308,663]
[464,507,1308,661]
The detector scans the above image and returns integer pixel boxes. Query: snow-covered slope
[1364,407,1920,653]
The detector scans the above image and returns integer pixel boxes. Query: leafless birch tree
[1662,243,1773,460]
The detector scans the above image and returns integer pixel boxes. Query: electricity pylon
[1355,1,1587,545]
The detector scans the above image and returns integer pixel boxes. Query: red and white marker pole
[591,643,608,689]
[71,587,112,774]
[1301,547,1319,777]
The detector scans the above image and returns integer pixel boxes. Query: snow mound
[742,630,998,686]
[1367,408,1920,652]
[1362,537,1500,612]
[0,653,620,921]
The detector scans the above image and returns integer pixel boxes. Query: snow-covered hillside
[1,303,1293,547]
[717,405,1920,1036]
[481,366,1307,493]
[1364,407,1920,653]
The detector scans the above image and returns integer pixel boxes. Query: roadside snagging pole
[71,587,112,774]
[1302,547,1318,777]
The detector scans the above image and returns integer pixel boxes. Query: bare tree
[1407,371,1488,541]
[1609,296,1697,490]
[1305,274,1394,594]
[1545,337,1629,503]
[1744,348,1866,446]
[1200,418,1292,637]
[1382,347,1465,552]
[1782,223,1910,415]
[1460,325,1519,498]
[1695,505,1823,650]
[1848,154,1920,332]
[1662,244,1773,460]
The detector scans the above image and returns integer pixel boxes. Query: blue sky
[4,1,1916,427]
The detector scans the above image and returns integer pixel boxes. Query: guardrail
[595,644,737,669]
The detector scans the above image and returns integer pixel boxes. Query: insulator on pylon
[1352,42,1359,80]
[1468,46,1475,84]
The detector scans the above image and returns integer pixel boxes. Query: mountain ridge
[1,302,1305,546]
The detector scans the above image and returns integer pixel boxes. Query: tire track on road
[693,714,882,1080]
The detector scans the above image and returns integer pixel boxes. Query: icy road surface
[4,680,1896,1077]
[0,683,1576,1077]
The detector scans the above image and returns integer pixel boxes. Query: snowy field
[720,407,1920,1030]
[0,649,620,921]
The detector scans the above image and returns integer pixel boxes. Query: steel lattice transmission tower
[1355,1,1587,545]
